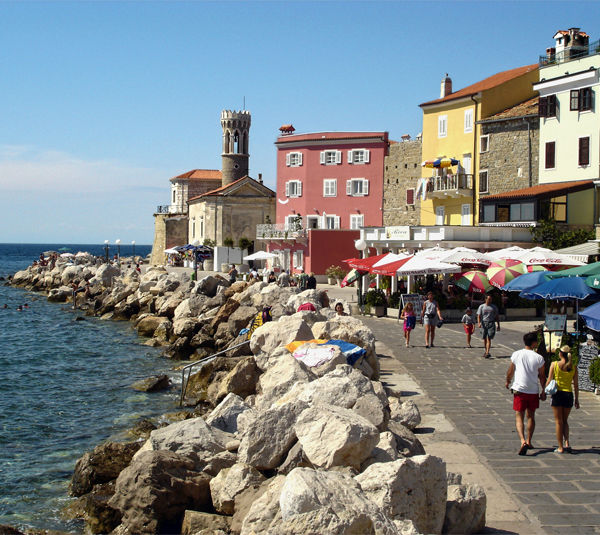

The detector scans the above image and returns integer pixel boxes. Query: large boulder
[69,481,121,534]
[209,463,266,515]
[205,393,251,434]
[182,357,241,406]
[215,356,261,401]
[256,355,314,409]
[194,275,221,298]
[180,511,231,535]
[173,295,208,320]
[443,484,486,534]
[285,289,323,313]
[386,421,426,457]
[48,286,71,302]
[389,398,421,431]
[355,455,447,535]
[210,298,241,330]
[157,293,185,318]
[227,305,258,336]
[312,316,380,379]
[239,475,286,535]
[237,400,307,470]
[278,467,399,535]
[249,316,314,357]
[108,450,211,534]
[294,404,379,470]
[61,265,84,285]
[93,263,121,287]
[131,374,171,392]
[70,441,141,496]
[360,431,400,471]
[136,315,165,337]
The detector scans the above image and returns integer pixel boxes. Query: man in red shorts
[505,331,547,455]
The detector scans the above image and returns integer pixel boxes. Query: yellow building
[418,65,539,226]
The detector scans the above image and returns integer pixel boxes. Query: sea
[0,244,181,533]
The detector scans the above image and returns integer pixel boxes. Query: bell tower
[221,109,251,186]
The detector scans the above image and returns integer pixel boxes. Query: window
[172,189,176,203]
[545,142,556,169]
[293,250,303,269]
[482,204,495,222]
[348,149,370,164]
[324,215,340,229]
[323,179,337,197]
[479,170,488,194]
[350,214,364,229]
[521,202,534,221]
[464,109,473,133]
[320,150,342,165]
[306,216,319,229]
[480,135,490,153]
[579,137,590,166]
[285,180,302,197]
[346,178,369,196]
[570,88,593,111]
[438,115,447,138]
[284,215,296,230]
[539,94,557,118]
[286,152,303,167]
[406,188,415,206]
[435,206,445,225]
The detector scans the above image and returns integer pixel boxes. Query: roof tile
[482,180,594,202]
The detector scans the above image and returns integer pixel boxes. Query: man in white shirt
[506,331,547,455]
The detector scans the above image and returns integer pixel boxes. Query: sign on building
[385,226,410,240]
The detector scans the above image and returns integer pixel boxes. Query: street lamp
[104,240,109,263]
[115,239,121,263]
[192,239,200,281]
[355,239,367,309]
[131,240,136,259]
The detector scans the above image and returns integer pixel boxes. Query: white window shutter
[332,179,337,196]
[346,180,352,195]
[364,150,370,163]
[336,150,342,164]
[363,179,369,195]
[323,180,327,196]
[298,153,303,166]
[335,216,340,229]
[286,153,290,166]
[320,151,326,164]
[285,181,290,197]
[297,181,302,197]
[348,150,353,163]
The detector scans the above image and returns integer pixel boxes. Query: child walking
[400,302,417,347]
[462,307,475,348]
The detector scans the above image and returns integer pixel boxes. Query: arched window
[233,130,240,153]
[224,131,230,153]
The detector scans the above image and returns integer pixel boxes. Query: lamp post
[192,239,200,281]
[104,240,109,263]
[131,240,136,259]
[355,238,367,309]
[115,239,121,264]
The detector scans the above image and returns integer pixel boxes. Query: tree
[530,219,594,250]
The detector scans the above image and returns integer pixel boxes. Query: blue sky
[1,1,598,244]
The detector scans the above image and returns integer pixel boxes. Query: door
[461,204,471,226]
[462,153,472,174]
[435,206,445,225]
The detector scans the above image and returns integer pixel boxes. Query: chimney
[258,173,263,184]
[440,74,452,98]
[546,47,556,60]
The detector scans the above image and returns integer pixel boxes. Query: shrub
[223,236,234,247]
[388,291,402,309]
[325,265,345,279]
[238,237,253,251]
[364,288,387,307]
[203,238,215,248]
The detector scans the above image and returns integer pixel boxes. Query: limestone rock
[69,481,121,534]
[108,450,211,534]
[205,393,251,434]
[443,484,486,534]
[361,431,400,471]
[355,455,447,535]
[256,355,314,409]
[157,293,185,318]
[182,357,241,406]
[172,317,198,338]
[181,511,231,535]
[210,298,241,330]
[389,398,421,431]
[224,280,248,297]
[135,315,165,337]
[277,441,314,475]
[294,404,379,470]
[227,305,258,336]
[239,475,286,535]
[215,355,261,401]
[194,275,221,297]
[285,289,323,313]
[93,263,121,287]
[353,392,388,431]
[61,265,84,285]
[386,421,426,457]
[70,441,141,497]
[249,316,314,357]
[202,450,238,477]
[48,286,71,302]
[173,295,207,320]
[209,463,266,515]
[131,374,171,392]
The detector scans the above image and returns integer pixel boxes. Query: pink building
[257,128,388,277]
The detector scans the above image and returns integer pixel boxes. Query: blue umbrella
[501,271,550,292]
[580,301,600,331]
[520,277,597,300]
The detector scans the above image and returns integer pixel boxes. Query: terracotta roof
[555,29,589,38]
[420,64,539,107]
[479,96,539,122]
[170,169,222,181]
[276,131,388,144]
[481,180,594,202]
[188,176,275,201]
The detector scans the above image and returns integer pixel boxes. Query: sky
[1,0,599,244]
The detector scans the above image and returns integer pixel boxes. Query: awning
[554,240,600,262]
[343,253,389,270]
[480,179,594,202]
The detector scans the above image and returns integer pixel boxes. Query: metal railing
[430,173,472,192]
[256,223,308,240]
[179,339,250,406]
[155,204,188,215]
[540,38,600,66]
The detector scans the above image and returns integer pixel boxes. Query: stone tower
[221,109,251,186]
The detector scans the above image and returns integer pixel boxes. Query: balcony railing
[155,204,188,215]
[428,173,473,197]
[540,38,600,66]
[256,223,308,240]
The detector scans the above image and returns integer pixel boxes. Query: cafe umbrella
[486,259,527,289]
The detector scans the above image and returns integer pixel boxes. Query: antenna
[243,96,246,110]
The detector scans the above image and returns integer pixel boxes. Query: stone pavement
[361,316,600,535]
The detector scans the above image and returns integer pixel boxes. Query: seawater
[0,244,179,533]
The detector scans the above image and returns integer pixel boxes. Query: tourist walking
[400,301,416,347]
[477,294,500,358]
[297,269,308,291]
[421,292,443,348]
[546,345,580,453]
[462,307,475,348]
[505,331,546,455]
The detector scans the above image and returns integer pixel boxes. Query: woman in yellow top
[546,345,580,453]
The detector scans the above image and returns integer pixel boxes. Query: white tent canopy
[487,246,527,261]
[396,256,461,276]
[516,246,585,267]
[243,251,279,261]
[164,248,180,255]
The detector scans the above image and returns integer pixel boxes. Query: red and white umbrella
[455,270,492,293]
[486,259,527,288]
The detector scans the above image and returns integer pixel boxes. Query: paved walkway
[362,316,600,535]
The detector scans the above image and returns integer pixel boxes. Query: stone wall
[383,139,422,226]
[150,214,188,265]
[479,118,539,197]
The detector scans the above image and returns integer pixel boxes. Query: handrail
[179,339,251,406]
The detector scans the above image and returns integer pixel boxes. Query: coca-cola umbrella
[340,268,361,288]
[486,259,527,289]
[455,270,492,293]
[516,246,585,267]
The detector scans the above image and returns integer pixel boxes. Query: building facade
[382,137,423,227]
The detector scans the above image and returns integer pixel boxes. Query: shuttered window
[406,188,415,206]
[579,137,590,166]
[545,142,556,169]
[539,95,557,118]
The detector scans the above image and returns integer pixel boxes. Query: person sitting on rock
[334,302,347,316]
[267,271,277,284]
[228,265,238,284]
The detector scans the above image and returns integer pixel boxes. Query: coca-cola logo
[530,258,562,263]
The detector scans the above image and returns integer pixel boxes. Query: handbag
[545,365,558,395]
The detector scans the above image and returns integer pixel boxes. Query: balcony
[540,38,600,67]
[256,223,308,240]
[428,173,473,199]
[155,204,188,215]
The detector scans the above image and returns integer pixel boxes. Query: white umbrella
[414,246,450,260]
[396,256,461,276]
[243,251,279,261]
[516,246,585,267]
[60,252,74,258]
[440,247,493,266]
[75,251,90,257]
[488,246,526,261]
[164,248,180,255]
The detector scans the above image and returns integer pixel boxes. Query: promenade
[362,315,600,535]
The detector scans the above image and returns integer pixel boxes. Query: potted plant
[589,357,600,395]
[223,236,234,248]
[238,237,252,252]
[365,288,387,317]
[325,265,344,285]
